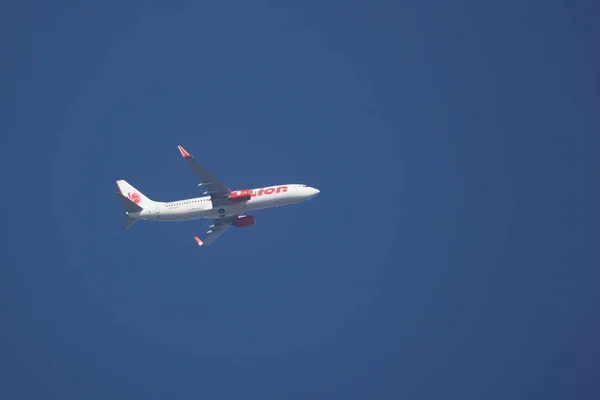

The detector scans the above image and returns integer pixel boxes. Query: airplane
[115,146,320,246]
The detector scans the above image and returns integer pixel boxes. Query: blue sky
[1,1,598,399]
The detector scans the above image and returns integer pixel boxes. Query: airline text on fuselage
[249,186,288,197]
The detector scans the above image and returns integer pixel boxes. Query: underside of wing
[194,216,238,247]
[178,146,231,199]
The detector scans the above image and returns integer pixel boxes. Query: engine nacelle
[233,215,255,228]
[229,189,252,202]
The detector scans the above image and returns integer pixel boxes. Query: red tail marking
[127,192,141,204]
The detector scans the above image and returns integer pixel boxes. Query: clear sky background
[1,1,598,399]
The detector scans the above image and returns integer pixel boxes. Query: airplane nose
[311,188,320,196]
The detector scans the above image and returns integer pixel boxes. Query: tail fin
[115,180,154,209]
[116,192,143,213]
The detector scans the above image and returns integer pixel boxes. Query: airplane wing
[177,146,231,199]
[194,216,238,247]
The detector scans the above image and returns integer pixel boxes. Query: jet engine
[233,215,255,228]
[229,189,252,202]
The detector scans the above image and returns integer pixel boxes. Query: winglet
[194,236,204,247]
[178,146,192,159]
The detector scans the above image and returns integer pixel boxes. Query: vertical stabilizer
[115,180,154,209]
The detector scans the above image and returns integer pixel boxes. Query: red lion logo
[127,192,141,204]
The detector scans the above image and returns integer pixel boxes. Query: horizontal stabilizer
[123,216,137,230]
[116,192,143,213]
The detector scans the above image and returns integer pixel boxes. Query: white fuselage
[130,184,320,222]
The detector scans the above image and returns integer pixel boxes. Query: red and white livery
[116,145,320,246]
